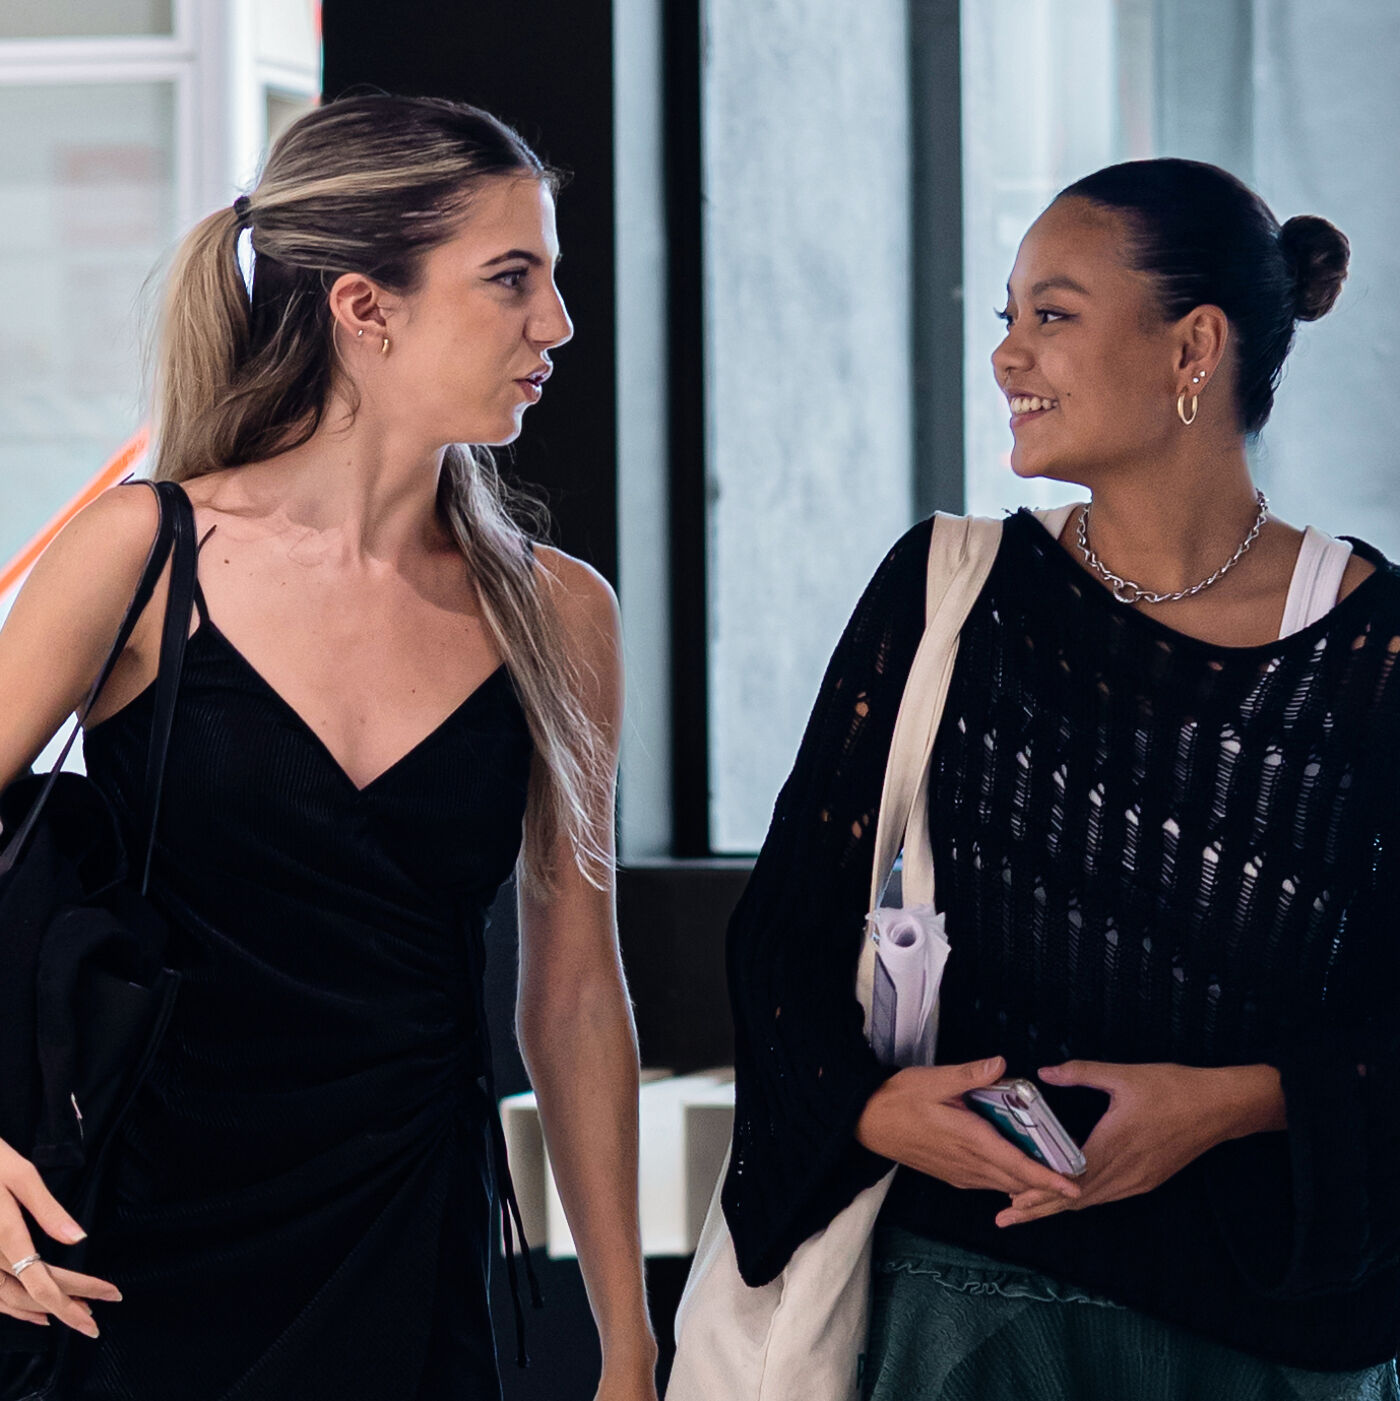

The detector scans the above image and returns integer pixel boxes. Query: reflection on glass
[0,82,175,568]
[0,0,174,39]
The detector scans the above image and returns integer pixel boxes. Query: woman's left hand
[995,1060,1285,1228]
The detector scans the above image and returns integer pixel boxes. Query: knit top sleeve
[1207,783,1400,1301]
[721,518,935,1288]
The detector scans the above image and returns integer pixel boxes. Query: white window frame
[0,0,320,225]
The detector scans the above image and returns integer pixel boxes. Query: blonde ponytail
[151,206,253,478]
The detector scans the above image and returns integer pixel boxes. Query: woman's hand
[856,1057,1083,1205]
[996,1060,1286,1228]
[0,1139,120,1336]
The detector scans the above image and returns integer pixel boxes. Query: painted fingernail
[79,1319,99,1338]
[59,1223,87,1243]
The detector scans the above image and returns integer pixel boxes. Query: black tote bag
[0,480,196,1366]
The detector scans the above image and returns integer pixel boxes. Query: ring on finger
[9,1255,42,1279]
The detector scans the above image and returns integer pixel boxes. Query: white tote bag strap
[672,511,1003,1401]
[855,513,1002,1021]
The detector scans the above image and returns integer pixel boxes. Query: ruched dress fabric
[46,556,532,1399]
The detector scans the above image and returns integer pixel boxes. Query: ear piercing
[354,329,390,356]
[1178,372,1207,425]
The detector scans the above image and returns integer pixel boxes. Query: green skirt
[863,1227,1400,1401]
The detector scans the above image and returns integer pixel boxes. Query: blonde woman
[0,96,656,1401]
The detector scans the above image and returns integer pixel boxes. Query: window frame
[647,0,965,861]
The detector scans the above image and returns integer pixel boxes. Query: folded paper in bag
[868,903,948,1067]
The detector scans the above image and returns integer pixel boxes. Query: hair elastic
[232,195,253,228]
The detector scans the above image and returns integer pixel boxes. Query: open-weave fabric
[724,509,1400,1370]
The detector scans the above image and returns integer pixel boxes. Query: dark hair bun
[1279,215,1350,322]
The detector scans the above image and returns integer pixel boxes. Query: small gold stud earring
[380,336,390,356]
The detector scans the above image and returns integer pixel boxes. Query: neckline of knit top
[1017,506,1388,660]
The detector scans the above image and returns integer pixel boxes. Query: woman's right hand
[0,1139,120,1337]
[856,1056,1082,1205]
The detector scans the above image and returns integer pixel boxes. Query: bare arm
[515,549,656,1399]
[0,484,162,789]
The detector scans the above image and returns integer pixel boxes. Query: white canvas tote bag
[668,510,1011,1401]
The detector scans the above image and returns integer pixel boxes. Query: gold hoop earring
[380,336,390,357]
[1177,392,1199,426]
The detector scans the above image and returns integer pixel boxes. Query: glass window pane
[960,0,1153,521]
[265,88,314,149]
[0,0,173,39]
[0,82,176,571]
[1248,1,1399,554]
[703,0,914,852]
[960,0,1399,556]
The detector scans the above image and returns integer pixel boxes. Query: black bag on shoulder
[0,480,196,1365]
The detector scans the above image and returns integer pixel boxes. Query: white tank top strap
[1279,525,1353,638]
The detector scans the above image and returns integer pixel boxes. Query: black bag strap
[0,480,197,886]
[138,481,198,894]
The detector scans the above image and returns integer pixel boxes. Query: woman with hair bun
[722,158,1400,1397]
[0,95,656,1400]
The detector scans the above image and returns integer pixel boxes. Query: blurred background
[0,1,1395,1395]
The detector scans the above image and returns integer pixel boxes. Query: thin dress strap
[192,525,215,627]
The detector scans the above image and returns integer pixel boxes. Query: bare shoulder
[32,481,161,601]
[1339,549,1377,602]
[0,484,165,775]
[533,544,621,643]
[532,546,622,734]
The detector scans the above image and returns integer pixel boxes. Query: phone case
[964,1078,1088,1177]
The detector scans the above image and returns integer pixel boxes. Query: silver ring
[9,1254,41,1279]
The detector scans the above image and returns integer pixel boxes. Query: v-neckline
[204,619,510,796]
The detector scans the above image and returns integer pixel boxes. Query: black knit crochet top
[724,508,1400,1370]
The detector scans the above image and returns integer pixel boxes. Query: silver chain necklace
[1076,489,1270,605]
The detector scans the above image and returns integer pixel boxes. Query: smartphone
[964,1078,1088,1177]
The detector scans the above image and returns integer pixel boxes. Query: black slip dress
[43,488,533,1399]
